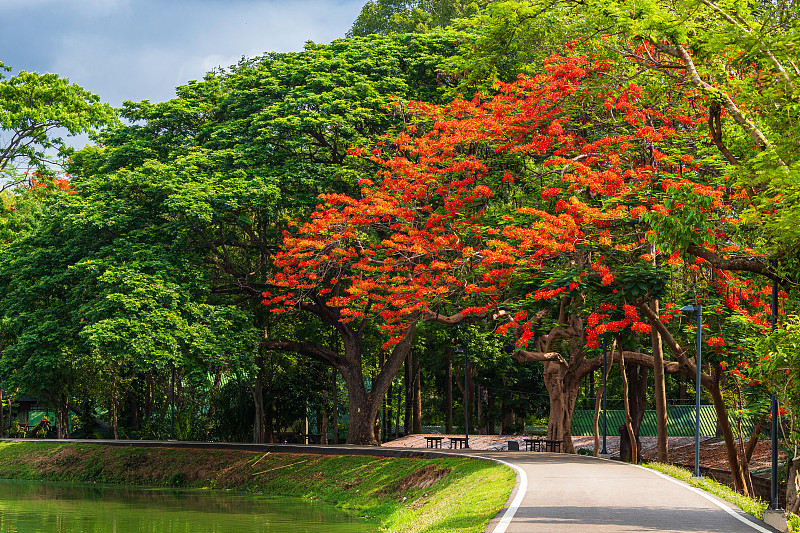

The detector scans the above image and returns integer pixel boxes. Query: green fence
[571,405,757,437]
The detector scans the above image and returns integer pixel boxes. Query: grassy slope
[645,462,800,531]
[0,442,514,533]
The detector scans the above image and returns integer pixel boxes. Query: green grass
[0,442,514,532]
[643,463,768,518]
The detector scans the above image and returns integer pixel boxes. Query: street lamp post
[455,349,469,449]
[681,305,703,480]
[770,273,781,511]
[600,335,609,457]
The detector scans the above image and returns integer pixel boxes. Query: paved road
[475,451,780,533]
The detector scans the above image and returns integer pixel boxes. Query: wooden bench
[449,436,469,449]
[425,436,444,448]
[523,437,542,452]
[543,439,561,452]
[523,437,560,452]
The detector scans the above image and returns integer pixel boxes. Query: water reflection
[0,479,377,533]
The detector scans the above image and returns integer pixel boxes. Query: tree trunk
[111,371,119,440]
[378,351,386,443]
[128,382,140,432]
[542,361,578,454]
[404,355,412,434]
[651,300,669,463]
[321,405,328,445]
[744,415,766,463]
[332,368,339,444]
[487,389,495,435]
[57,391,69,439]
[264,395,274,443]
[144,372,154,420]
[394,378,400,439]
[342,375,382,445]
[787,459,800,514]
[709,365,750,495]
[592,379,604,457]
[251,360,266,443]
[446,351,453,434]
[620,361,648,463]
[619,351,638,463]
[476,386,484,434]
[412,351,422,434]
[0,383,4,438]
[339,326,416,445]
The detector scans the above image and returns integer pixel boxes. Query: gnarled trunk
[338,325,416,445]
[542,361,578,454]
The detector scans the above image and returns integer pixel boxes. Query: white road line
[471,455,528,533]
[632,464,776,533]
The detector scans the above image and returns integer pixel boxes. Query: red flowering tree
[263,50,784,478]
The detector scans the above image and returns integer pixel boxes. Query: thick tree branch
[261,340,339,366]
[686,243,792,288]
[420,308,512,325]
[512,350,568,366]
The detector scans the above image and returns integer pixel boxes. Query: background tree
[67,34,462,444]
[348,0,485,36]
[0,65,116,192]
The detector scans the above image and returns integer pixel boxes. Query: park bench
[425,436,444,448]
[523,437,541,451]
[523,437,561,452]
[448,436,468,449]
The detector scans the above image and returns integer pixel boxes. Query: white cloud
[1,0,366,149]
[30,0,364,105]
[0,0,131,15]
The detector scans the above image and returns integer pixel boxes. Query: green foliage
[444,1,580,91]
[348,0,484,36]
[750,315,800,453]
[0,68,116,188]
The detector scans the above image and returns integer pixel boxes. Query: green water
[0,479,377,533]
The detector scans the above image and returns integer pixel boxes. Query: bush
[28,417,50,438]
[7,420,25,438]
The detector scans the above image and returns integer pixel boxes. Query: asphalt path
[1,439,783,532]
[474,451,781,533]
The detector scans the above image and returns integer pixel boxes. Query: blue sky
[1,0,365,110]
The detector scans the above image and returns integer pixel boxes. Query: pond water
[0,479,378,533]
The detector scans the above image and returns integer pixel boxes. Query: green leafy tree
[68,34,461,443]
[0,65,116,191]
[348,0,485,36]
[0,166,255,439]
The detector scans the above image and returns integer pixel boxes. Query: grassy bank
[0,442,514,532]
[645,462,800,531]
